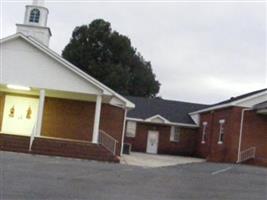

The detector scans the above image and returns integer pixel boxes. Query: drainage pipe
[237,108,252,163]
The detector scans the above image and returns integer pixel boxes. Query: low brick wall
[0,134,119,162]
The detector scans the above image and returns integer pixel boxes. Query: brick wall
[0,94,125,157]
[242,111,267,166]
[100,104,125,156]
[195,107,242,163]
[41,97,95,141]
[41,97,125,156]
[124,122,197,156]
[195,107,267,166]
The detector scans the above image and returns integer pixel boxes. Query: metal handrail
[238,146,256,163]
[29,122,37,151]
[99,130,118,156]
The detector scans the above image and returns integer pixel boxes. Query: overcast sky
[1,0,266,104]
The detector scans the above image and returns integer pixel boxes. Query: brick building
[125,89,267,167]
[0,0,134,162]
[124,96,208,156]
[191,89,267,166]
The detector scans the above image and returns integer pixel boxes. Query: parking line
[211,166,232,175]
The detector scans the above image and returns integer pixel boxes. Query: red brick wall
[41,98,125,156]
[195,107,243,163]
[41,97,95,141]
[195,106,267,166]
[100,104,125,156]
[242,111,267,166]
[124,122,198,156]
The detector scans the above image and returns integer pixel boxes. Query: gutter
[237,108,252,163]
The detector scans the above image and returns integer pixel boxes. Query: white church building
[0,0,134,162]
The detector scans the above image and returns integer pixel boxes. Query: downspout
[237,108,252,163]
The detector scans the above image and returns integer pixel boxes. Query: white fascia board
[189,90,267,115]
[257,109,267,114]
[0,33,135,109]
[189,103,233,115]
[126,117,198,128]
[145,114,170,123]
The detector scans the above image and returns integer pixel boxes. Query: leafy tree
[62,19,160,97]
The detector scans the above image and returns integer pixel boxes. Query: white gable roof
[0,33,135,108]
[145,114,170,123]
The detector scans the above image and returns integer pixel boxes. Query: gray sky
[1,0,266,104]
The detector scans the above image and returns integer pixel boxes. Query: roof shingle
[125,96,209,125]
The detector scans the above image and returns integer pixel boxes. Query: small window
[170,126,180,142]
[29,9,40,23]
[201,122,208,144]
[126,121,136,138]
[218,119,225,144]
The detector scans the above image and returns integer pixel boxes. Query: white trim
[170,126,181,142]
[189,90,267,115]
[218,119,225,144]
[201,121,208,144]
[0,33,135,109]
[219,119,225,124]
[126,117,198,128]
[120,109,128,156]
[125,121,137,138]
[36,89,45,137]
[145,114,170,123]
[257,109,267,114]
[92,95,102,143]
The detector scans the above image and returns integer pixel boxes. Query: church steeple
[16,0,52,46]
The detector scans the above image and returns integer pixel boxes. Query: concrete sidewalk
[121,152,205,168]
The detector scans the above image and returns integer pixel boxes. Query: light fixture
[7,84,31,91]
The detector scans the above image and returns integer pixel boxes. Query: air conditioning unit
[123,143,132,154]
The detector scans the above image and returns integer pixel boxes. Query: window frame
[170,126,181,142]
[218,119,225,144]
[125,121,137,138]
[201,121,208,144]
[29,9,40,23]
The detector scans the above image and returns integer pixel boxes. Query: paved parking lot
[0,151,266,200]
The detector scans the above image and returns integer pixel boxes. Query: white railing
[29,122,37,151]
[99,130,118,156]
[238,147,256,163]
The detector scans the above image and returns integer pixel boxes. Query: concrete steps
[0,134,30,153]
[0,134,119,162]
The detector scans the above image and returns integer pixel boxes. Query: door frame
[146,130,159,154]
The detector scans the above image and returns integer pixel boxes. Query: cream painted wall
[1,95,39,136]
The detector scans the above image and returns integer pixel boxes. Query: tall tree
[62,19,160,97]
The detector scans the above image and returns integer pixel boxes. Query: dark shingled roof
[254,101,267,110]
[125,96,209,125]
[212,88,267,106]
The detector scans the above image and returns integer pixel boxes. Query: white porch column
[36,89,45,137]
[92,95,102,143]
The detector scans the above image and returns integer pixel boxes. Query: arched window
[29,9,40,23]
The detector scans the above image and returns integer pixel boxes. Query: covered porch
[0,84,125,160]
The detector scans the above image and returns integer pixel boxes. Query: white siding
[0,38,102,95]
